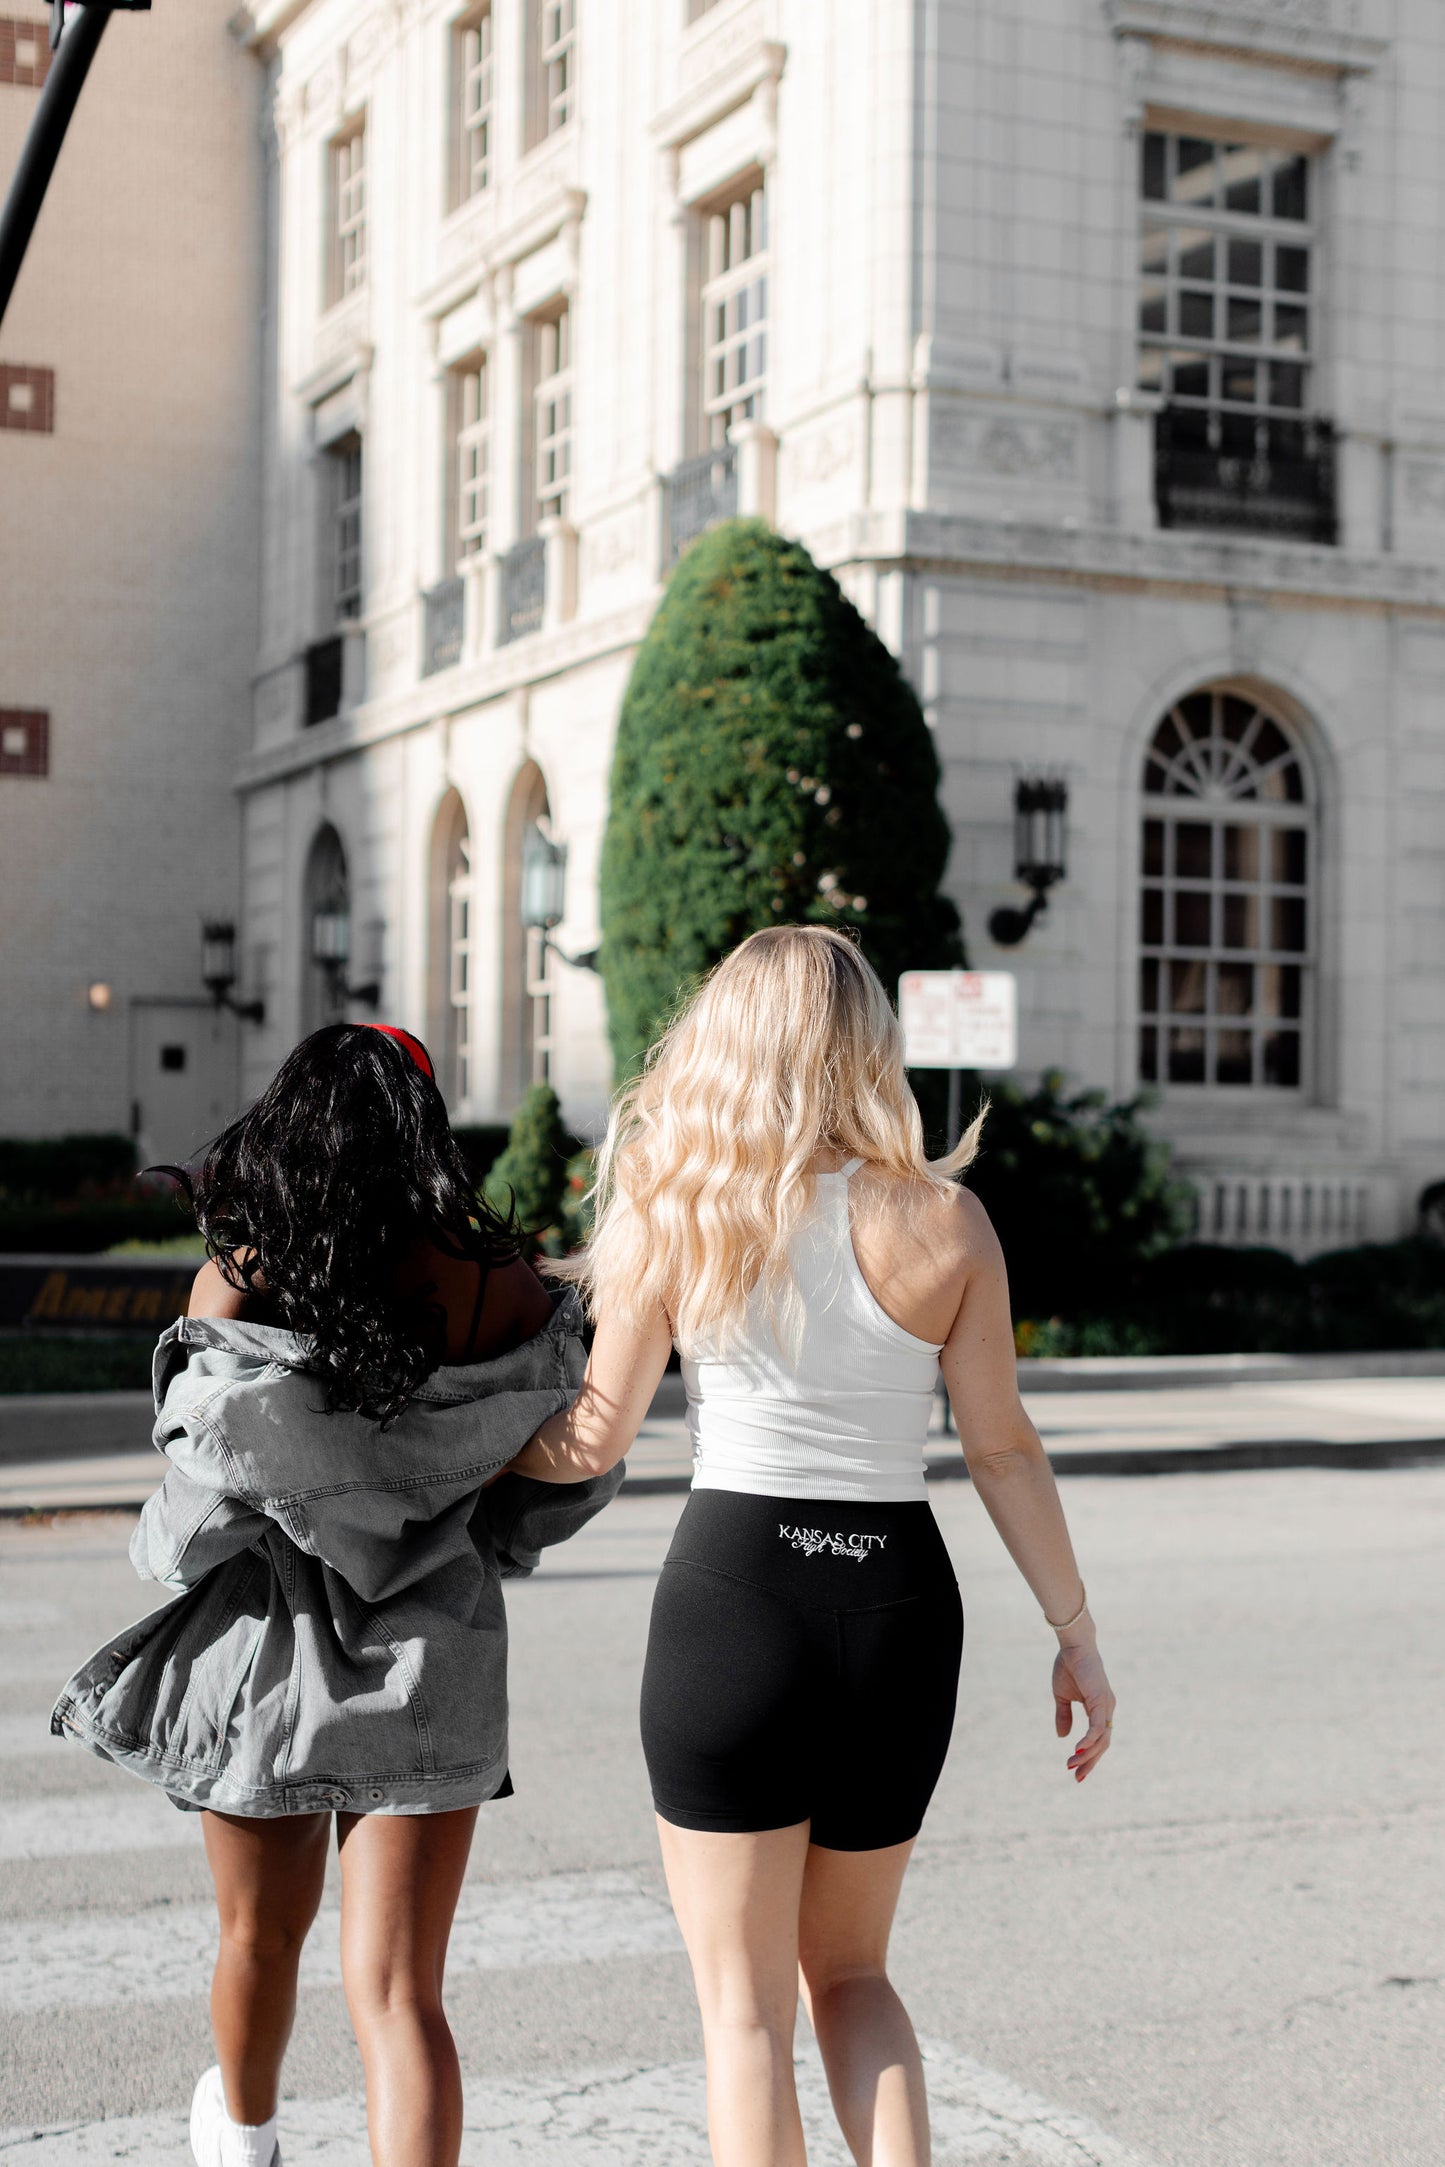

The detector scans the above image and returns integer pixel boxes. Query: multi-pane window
[329,123,367,302]
[452,358,491,559]
[1139,690,1313,1091]
[703,177,768,446]
[533,307,572,524]
[330,437,364,620]
[1138,132,1312,439]
[539,0,575,138]
[448,832,474,1106]
[453,6,494,204]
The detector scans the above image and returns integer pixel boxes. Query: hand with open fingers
[1052,1641,1115,1783]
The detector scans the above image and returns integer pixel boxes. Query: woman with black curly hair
[53,1023,620,2167]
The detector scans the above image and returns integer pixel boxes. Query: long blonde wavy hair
[558,926,984,1354]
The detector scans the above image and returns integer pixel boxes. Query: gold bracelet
[1046,1585,1088,1633]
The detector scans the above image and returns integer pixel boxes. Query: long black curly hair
[181,1024,522,1420]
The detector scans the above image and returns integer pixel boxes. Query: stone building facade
[0,1,262,1163]
[12,0,1445,1253]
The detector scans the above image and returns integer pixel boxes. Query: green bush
[961,1071,1191,1319]
[0,1197,196,1255]
[0,1336,156,1394]
[483,1085,583,1257]
[1014,1238,1445,1356]
[599,518,963,1078]
[0,1133,137,1204]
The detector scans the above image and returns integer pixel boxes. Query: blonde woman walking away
[512,926,1116,2167]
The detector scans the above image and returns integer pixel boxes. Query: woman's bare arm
[942,1192,1116,1781]
[509,1299,673,1482]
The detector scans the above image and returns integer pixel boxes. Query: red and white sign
[898,970,1018,1071]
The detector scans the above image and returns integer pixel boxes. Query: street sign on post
[898,970,1018,1071]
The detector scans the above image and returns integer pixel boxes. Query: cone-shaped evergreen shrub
[599,519,964,1076]
[482,1083,572,1251]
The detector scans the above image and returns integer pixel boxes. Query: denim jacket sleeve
[475,1462,626,1577]
[130,1467,271,1592]
[130,1327,270,1591]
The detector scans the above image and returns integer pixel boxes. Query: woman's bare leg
[797,1839,929,2167]
[336,1806,478,2167]
[656,1817,812,2167]
[201,1810,331,2125]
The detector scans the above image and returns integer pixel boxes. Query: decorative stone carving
[583,511,644,580]
[782,420,856,493]
[303,59,339,118]
[933,411,1080,483]
[679,0,768,93]
[1402,459,1445,522]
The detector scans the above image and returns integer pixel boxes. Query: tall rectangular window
[532,306,572,525]
[452,357,491,560]
[328,122,367,303]
[1138,133,1312,429]
[702,176,768,446]
[329,437,363,621]
[453,6,494,205]
[539,0,575,138]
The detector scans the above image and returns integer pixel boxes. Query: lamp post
[519,825,599,971]
[201,921,265,1024]
[987,776,1068,947]
[0,2,152,333]
[310,902,381,1009]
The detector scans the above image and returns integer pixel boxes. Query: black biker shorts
[640,1488,963,1852]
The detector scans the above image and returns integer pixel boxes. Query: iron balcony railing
[665,443,739,564]
[498,536,546,645]
[304,635,344,726]
[1155,407,1337,545]
[422,576,464,676]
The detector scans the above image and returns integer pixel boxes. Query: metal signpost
[0,2,151,334]
[898,970,1019,1148]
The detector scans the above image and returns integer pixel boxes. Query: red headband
[367,1024,435,1081]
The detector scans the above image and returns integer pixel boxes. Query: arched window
[302,823,349,1035]
[428,790,473,1110]
[1139,688,1313,1089]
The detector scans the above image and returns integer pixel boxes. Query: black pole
[0,3,114,333]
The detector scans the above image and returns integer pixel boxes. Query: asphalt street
[0,1467,1442,2165]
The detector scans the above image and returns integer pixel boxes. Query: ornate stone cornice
[1104,0,1387,75]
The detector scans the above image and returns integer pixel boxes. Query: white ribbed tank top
[682,1158,943,1504]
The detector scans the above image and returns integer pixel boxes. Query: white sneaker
[189,2065,282,2167]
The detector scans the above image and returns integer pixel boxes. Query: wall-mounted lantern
[201,920,266,1023]
[310,901,381,1009]
[987,777,1068,947]
[520,824,599,970]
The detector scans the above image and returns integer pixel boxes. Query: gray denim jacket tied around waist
[52,1287,619,1817]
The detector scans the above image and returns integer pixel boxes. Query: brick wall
[0,14,50,87]
[0,364,55,432]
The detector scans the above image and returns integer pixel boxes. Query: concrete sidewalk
[0,1355,1442,1510]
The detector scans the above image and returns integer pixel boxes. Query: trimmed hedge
[483,1085,587,1258]
[1014,1238,1445,1356]
[599,519,963,1078]
[0,1197,197,1255]
[0,1335,156,1394]
[0,1133,137,1205]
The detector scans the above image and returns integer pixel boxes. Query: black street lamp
[201,921,265,1024]
[310,903,381,1009]
[520,825,599,970]
[988,776,1068,947]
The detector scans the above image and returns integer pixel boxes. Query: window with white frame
[451,357,491,560]
[328,122,367,303]
[1139,689,1313,1091]
[532,306,572,525]
[448,831,474,1105]
[538,0,575,139]
[1138,132,1313,447]
[452,6,494,205]
[329,436,364,621]
[702,175,768,447]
